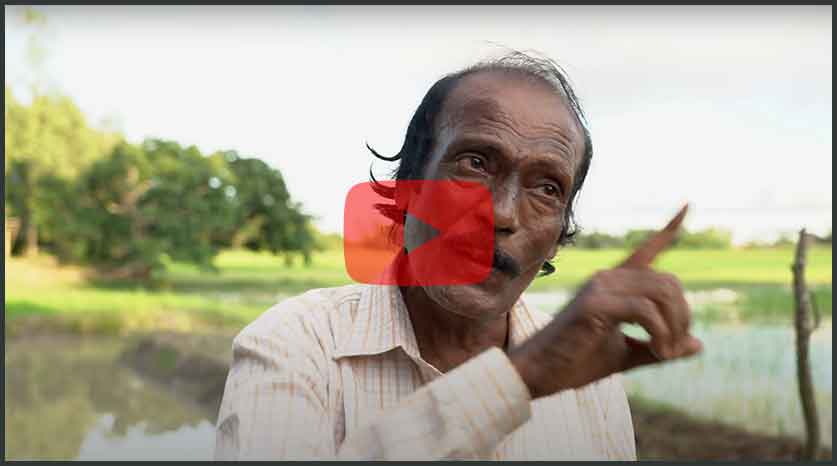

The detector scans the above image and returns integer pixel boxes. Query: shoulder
[232,284,368,359]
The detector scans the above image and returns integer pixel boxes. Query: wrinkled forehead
[436,71,585,149]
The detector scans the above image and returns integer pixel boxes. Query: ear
[547,239,559,260]
[539,241,560,277]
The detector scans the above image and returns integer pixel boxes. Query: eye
[540,183,561,199]
[456,154,488,173]
[467,155,486,171]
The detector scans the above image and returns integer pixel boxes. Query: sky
[4,5,833,244]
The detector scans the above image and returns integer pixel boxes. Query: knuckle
[682,305,694,327]
[583,310,612,335]
[665,273,685,293]
[655,316,672,339]
[584,293,606,310]
[589,270,611,288]
[573,294,613,330]
[656,273,681,299]
[628,295,648,314]
[637,300,667,335]
[635,296,655,313]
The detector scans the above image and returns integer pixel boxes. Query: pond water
[624,321,831,443]
[4,291,833,459]
[524,290,833,446]
[4,336,217,460]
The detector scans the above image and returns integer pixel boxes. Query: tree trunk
[10,161,39,257]
[21,214,39,257]
[5,217,20,257]
[792,228,820,460]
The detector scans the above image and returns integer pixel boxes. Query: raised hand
[509,204,704,399]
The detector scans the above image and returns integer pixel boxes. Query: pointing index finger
[621,203,689,269]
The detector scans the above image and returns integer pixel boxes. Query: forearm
[338,346,533,460]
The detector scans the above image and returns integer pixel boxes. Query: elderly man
[214,53,702,460]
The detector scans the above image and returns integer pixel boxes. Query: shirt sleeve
[338,346,532,460]
[214,316,335,460]
[214,314,533,460]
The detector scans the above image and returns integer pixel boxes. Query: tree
[624,229,656,249]
[5,8,120,256]
[677,227,732,249]
[6,7,49,256]
[213,151,317,264]
[623,227,733,250]
[4,87,23,177]
[5,89,111,256]
[51,139,239,279]
[572,231,625,249]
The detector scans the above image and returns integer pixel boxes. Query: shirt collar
[333,284,544,360]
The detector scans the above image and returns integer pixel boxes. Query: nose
[493,184,520,236]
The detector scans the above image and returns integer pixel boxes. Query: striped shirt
[214,284,637,460]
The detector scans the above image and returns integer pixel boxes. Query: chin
[423,271,523,320]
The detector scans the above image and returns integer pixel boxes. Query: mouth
[431,234,522,281]
[491,247,521,278]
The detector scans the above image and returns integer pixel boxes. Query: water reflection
[524,290,833,444]
[77,415,215,460]
[4,336,215,460]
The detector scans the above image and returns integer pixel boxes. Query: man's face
[403,71,586,321]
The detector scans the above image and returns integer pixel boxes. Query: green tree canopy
[214,151,317,263]
[47,139,239,279]
[5,87,117,255]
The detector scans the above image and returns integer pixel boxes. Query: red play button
[343,180,494,285]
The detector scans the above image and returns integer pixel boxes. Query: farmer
[214,52,703,460]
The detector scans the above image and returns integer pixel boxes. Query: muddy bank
[119,331,236,418]
[631,397,831,460]
[118,331,832,460]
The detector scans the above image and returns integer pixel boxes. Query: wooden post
[792,228,820,460]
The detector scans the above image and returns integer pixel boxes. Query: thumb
[620,335,662,371]
[621,334,704,372]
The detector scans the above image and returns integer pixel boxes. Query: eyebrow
[451,130,574,166]
[447,135,574,180]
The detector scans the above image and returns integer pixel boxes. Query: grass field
[530,246,833,290]
[5,246,832,336]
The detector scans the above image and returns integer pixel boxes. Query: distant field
[5,246,832,335]
[527,246,832,291]
[182,245,833,291]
